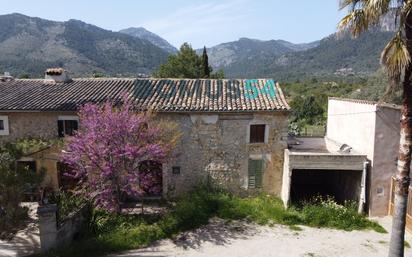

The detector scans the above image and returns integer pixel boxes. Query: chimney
[44,68,71,83]
[0,72,14,82]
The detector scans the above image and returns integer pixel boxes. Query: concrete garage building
[282,98,401,216]
[0,69,290,198]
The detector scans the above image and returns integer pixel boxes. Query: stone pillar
[37,204,58,252]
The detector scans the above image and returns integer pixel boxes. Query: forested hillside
[0,13,169,77]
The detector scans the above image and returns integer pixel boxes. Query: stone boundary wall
[37,204,89,252]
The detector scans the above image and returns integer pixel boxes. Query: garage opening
[290,169,362,205]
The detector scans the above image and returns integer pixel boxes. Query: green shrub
[0,142,44,239]
[35,189,385,257]
[49,191,88,223]
[299,196,385,233]
[163,188,217,231]
[88,209,161,235]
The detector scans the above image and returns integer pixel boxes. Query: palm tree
[338,1,412,256]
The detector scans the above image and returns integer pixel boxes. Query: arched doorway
[138,160,163,197]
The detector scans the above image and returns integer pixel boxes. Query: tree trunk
[389,17,412,255]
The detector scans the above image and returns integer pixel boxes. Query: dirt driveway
[0,203,40,257]
[112,217,412,257]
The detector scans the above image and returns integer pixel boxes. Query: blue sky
[0,0,344,48]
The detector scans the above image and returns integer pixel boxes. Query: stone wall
[0,111,77,143]
[37,204,89,252]
[0,111,73,190]
[1,111,289,197]
[161,112,289,197]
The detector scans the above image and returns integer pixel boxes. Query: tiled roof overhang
[0,78,290,113]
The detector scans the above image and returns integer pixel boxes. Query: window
[58,116,79,137]
[0,115,9,136]
[17,161,36,173]
[248,159,263,189]
[249,124,266,143]
[172,166,181,175]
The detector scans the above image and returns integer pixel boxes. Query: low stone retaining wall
[37,204,89,252]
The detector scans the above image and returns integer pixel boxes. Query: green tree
[339,1,412,256]
[154,43,224,79]
[18,74,30,79]
[210,69,225,79]
[202,46,211,78]
[290,95,326,126]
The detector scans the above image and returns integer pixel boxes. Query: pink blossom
[61,97,172,213]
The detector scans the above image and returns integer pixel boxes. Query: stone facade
[0,112,77,190]
[0,110,289,197]
[161,112,289,197]
[0,111,77,143]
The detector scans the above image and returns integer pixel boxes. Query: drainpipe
[358,161,369,214]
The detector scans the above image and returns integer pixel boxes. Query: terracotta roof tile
[0,78,290,112]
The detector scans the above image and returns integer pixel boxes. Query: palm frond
[338,9,370,37]
[365,0,392,22]
[339,0,364,10]
[381,33,410,82]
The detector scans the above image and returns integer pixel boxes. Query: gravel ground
[2,207,411,257]
[112,217,412,257]
[0,203,40,257]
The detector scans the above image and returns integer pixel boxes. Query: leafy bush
[299,196,386,233]
[0,141,44,239]
[49,191,88,223]
[88,209,161,235]
[36,189,385,257]
[159,188,218,233]
[216,194,303,225]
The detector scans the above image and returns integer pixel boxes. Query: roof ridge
[13,78,279,81]
[329,97,378,105]
[0,78,290,112]
[329,96,401,109]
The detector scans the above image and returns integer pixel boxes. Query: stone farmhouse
[0,69,405,218]
[0,69,290,198]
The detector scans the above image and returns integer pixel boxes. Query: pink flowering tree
[61,98,176,213]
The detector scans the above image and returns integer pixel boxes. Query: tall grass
[298,196,386,233]
[34,188,385,257]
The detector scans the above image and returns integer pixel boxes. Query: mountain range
[119,27,177,53]
[199,38,319,69]
[0,13,169,77]
[0,13,396,80]
[207,29,393,80]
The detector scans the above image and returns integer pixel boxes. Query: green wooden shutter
[255,160,263,188]
[248,160,257,189]
[248,159,263,189]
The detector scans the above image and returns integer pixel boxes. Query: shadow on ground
[0,203,40,257]
[172,218,258,249]
[112,218,259,257]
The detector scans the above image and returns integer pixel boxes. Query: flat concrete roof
[285,136,367,171]
[287,136,364,156]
